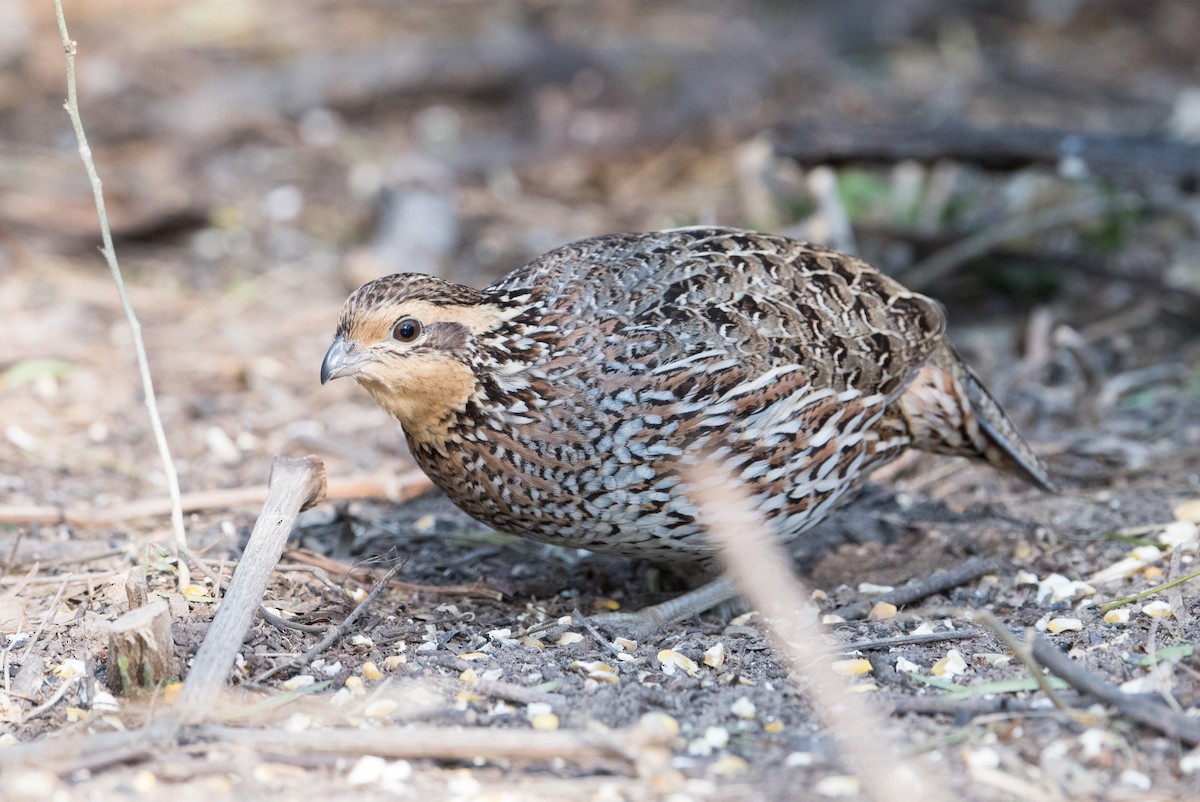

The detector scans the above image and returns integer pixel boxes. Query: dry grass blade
[688,463,954,802]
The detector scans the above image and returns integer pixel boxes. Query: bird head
[321,273,510,438]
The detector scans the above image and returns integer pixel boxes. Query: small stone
[347,755,387,785]
[1159,520,1198,547]
[730,696,756,720]
[1119,769,1151,790]
[962,746,1000,769]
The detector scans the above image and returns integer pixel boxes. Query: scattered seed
[704,643,726,668]
[570,660,619,684]
[281,675,315,692]
[709,754,749,777]
[869,601,897,620]
[1046,617,1083,633]
[657,649,699,676]
[530,711,559,731]
[1142,600,1173,619]
[932,649,967,677]
[730,696,756,719]
[1173,499,1200,523]
[815,775,860,797]
[364,699,398,718]
[831,659,872,676]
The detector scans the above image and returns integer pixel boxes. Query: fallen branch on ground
[1028,633,1200,745]
[171,456,326,724]
[833,556,999,621]
[774,120,1200,186]
[195,715,676,766]
[0,469,431,528]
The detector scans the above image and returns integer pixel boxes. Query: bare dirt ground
[2,2,1200,800]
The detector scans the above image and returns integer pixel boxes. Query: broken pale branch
[172,456,326,724]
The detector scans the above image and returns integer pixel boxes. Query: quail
[321,227,1055,632]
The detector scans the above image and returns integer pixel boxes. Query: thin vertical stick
[52,2,189,564]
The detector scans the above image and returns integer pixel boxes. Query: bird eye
[392,317,422,343]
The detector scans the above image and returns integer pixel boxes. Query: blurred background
[2,0,1199,512]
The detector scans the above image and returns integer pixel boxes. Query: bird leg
[587,576,739,639]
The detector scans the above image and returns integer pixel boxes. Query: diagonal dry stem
[52,1,188,567]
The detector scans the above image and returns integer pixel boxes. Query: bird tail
[896,343,1059,492]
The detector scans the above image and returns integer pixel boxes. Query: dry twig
[0,470,432,528]
[833,556,999,620]
[196,715,675,766]
[839,629,982,653]
[52,0,187,559]
[974,610,1071,713]
[1028,634,1200,745]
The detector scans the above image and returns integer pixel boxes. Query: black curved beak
[320,335,367,384]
